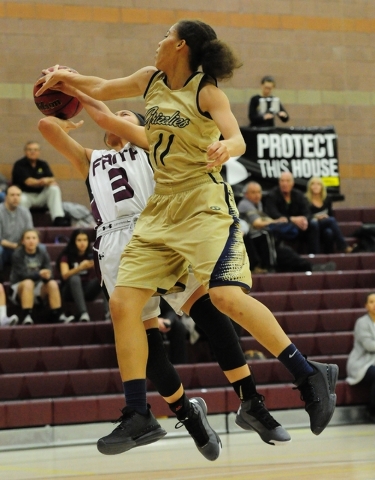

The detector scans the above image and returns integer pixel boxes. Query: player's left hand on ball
[35,65,71,96]
[206,141,230,168]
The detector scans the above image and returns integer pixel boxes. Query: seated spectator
[11,141,67,226]
[238,181,336,273]
[56,229,108,322]
[9,228,74,325]
[305,176,352,254]
[264,171,320,254]
[0,283,18,326]
[248,75,289,128]
[0,185,34,275]
[346,292,375,423]
[158,297,188,364]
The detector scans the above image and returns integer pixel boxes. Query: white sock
[0,305,7,321]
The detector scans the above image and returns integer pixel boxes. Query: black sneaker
[97,405,167,455]
[235,394,291,445]
[294,360,338,435]
[175,397,221,461]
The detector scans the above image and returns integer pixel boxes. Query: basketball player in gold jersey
[37,19,338,450]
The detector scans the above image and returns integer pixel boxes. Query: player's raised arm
[35,65,157,101]
[37,116,91,179]
[53,83,149,151]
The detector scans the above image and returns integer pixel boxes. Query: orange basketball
[33,66,83,120]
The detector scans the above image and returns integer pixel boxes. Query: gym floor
[1,423,374,480]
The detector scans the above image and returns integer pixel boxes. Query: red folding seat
[361,208,375,223]
[173,364,196,389]
[344,382,368,406]
[0,327,14,348]
[316,332,353,355]
[41,346,82,371]
[288,333,318,356]
[359,254,375,270]
[14,325,54,348]
[328,254,360,271]
[333,208,362,222]
[251,292,288,312]
[53,323,95,347]
[0,348,40,374]
[284,311,319,334]
[324,271,357,290]
[25,371,69,398]
[97,394,124,421]
[5,399,53,428]
[258,274,292,293]
[69,369,111,396]
[338,222,361,237]
[289,291,322,311]
[319,309,358,332]
[194,363,228,388]
[356,270,375,288]
[94,322,115,344]
[53,396,99,424]
[0,373,24,400]
[321,290,356,310]
[292,273,324,291]
[81,344,117,369]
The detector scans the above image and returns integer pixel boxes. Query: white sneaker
[22,314,34,325]
[0,314,19,326]
[59,313,75,323]
[79,312,90,322]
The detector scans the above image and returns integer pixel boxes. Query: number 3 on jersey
[109,167,134,202]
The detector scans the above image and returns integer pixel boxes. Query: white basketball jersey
[86,144,155,225]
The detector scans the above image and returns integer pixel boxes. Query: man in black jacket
[12,141,66,226]
[264,172,320,254]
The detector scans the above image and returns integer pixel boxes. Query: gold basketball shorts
[116,173,252,294]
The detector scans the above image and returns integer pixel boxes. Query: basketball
[33,66,83,120]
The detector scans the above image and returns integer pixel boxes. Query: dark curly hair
[175,20,242,81]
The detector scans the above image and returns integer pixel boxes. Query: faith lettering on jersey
[145,106,190,129]
[92,148,138,176]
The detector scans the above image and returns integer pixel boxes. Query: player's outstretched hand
[206,141,230,168]
[35,65,73,96]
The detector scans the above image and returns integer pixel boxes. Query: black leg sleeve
[190,294,246,371]
[146,328,182,398]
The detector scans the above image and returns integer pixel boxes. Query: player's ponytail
[176,19,242,81]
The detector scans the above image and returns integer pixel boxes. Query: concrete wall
[1,1,374,207]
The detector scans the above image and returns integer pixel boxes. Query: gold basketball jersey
[144,71,222,185]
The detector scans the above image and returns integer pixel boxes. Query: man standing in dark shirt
[12,141,66,226]
[248,76,289,128]
[264,172,320,253]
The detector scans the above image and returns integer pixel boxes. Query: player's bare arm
[35,65,157,101]
[55,83,149,151]
[38,116,91,178]
[199,85,246,168]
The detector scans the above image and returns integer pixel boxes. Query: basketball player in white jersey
[38,89,291,456]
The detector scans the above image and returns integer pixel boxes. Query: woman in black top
[57,229,106,322]
[305,177,352,253]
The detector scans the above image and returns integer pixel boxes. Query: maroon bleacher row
[0,207,374,429]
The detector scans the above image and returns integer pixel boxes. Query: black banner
[237,125,342,199]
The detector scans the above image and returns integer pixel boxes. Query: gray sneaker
[294,360,338,435]
[1,314,19,326]
[97,405,167,455]
[235,394,291,445]
[175,397,221,461]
